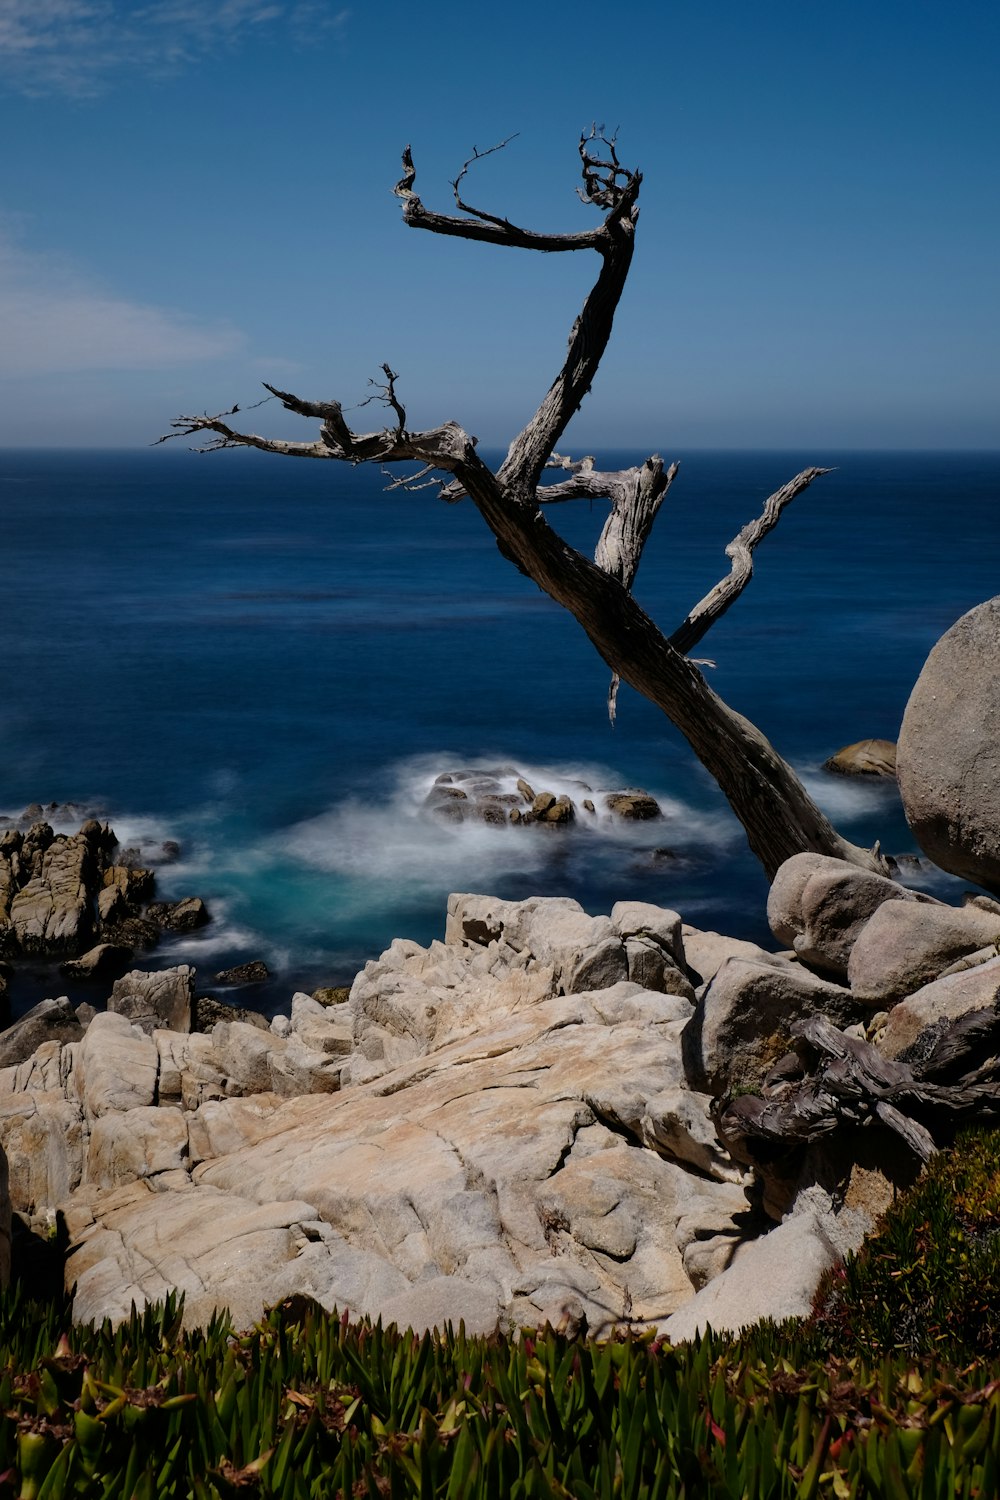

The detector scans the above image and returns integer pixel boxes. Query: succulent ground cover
[2,1130,999,1498]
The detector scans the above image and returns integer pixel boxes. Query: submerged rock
[604,791,662,821]
[823,739,897,778]
[422,767,661,830]
[214,960,270,985]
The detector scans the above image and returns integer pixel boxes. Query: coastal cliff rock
[0,808,210,970]
[0,902,763,1332]
[61,977,749,1334]
[897,596,1000,892]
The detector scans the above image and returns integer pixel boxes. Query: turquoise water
[1,447,996,1012]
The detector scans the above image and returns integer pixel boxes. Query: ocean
[1,447,997,1016]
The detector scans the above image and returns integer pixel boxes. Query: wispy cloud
[0,0,350,97]
[0,230,243,374]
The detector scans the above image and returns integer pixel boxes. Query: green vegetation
[1,1130,999,1497]
[809,1127,1000,1362]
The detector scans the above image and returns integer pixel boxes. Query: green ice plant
[1,1286,1000,1497]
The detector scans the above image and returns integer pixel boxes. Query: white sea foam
[798,765,903,825]
[282,751,737,894]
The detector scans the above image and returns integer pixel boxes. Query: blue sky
[0,0,997,450]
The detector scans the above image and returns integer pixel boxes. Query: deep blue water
[1,447,997,1014]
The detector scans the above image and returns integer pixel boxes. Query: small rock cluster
[423,768,661,827]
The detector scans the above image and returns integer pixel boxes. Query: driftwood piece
[161,132,890,882]
[722,1013,1000,1165]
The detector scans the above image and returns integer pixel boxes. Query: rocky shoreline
[2,596,998,1343]
[1,846,998,1341]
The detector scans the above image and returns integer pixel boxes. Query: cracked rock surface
[1,897,760,1335]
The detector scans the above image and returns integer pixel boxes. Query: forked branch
[396,135,641,500]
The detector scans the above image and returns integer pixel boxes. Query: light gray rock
[623,937,696,1000]
[211,1021,279,1096]
[0,1092,85,1217]
[65,1182,339,1332]
[897,597,1000,892]
[444,893,511,947]
[444,893,627,995]
[86,1106,190,1189]
[109,966,194,1035]
[0,997,83,1070]
[767,853,927,978]
[682,956,860,1097]
[346,932,552,1084]
[764,854,831,946]
[295,1017,353,1058]
[290,992,326,1029]
[267,1036,343,1097]
[660,1210,841,1341]
[640,1088,745,1183]
[847,901,1000,1004]
[290,993,353,1056]
[187,1094,285,1166]
[2,1039,65,1095]
[378,1276,500,1337]
[610,902,684,965]
[878,956,1000,1064]
[78,1011,159,1119]
[6,833,94,956]
[502,898,627,994]
[177,1032,228,1112]
[681,927,787,988]
[63,979,749,1331]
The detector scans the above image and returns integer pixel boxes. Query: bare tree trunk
[451,451,876,879]
[161,132,886,883]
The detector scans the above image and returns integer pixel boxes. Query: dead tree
[163,132,885,881]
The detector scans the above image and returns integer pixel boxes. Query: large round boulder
[897,598,1000,892]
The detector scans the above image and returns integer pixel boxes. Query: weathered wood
[669,468,832,656]
[722,1012,1000,1164]
[162,134,889,881]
